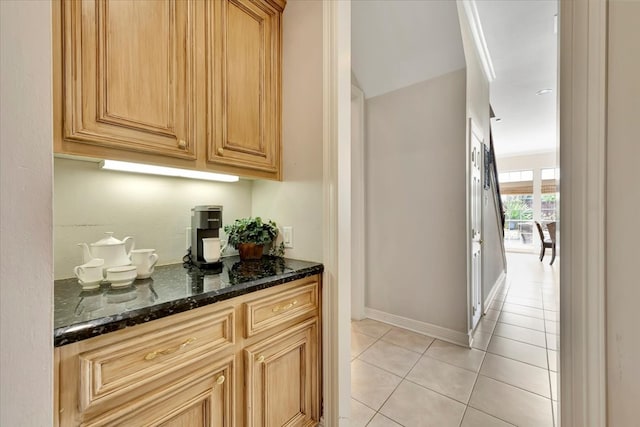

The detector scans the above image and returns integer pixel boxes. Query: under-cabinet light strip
[100,160,239,183]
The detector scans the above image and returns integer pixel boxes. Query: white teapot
[79,232,135,270]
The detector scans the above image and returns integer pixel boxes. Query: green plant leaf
[224,217,279,249]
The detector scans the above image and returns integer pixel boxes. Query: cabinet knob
[178,139,187,149]
[257,355,265,363]
[216,375,226,385]
[217,147,224,156]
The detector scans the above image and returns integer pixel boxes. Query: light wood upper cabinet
[54,0,285,180]
[208,0,282,177]
[60,0,197,159]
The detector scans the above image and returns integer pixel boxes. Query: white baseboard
[364,307,470,348]
[483,270,506,314]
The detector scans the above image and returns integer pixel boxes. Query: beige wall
[482,188,506,303]
[251,0,324,263]
[606,1,640,423]
[0,2,54,425]
[53,158,253,279]
[497,151,557,171]
[365,69,468,333]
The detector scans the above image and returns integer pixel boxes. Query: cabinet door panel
[103,1,172,130]
[245,319,319,427]
[84,356,234,427]
[209,0,280,175]
[63,0,196,158]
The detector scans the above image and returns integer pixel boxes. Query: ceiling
[352,0,465,99]
[352,0,558,158]
[475,1,558,157]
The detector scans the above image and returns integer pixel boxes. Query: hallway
[350,252,559,426]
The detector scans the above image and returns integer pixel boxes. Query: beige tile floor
[351,252,559,427]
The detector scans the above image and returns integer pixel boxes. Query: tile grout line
[467,271,556,422]
[496,318,548,333]
[458,347,487,426]
[354,323,438,427]
[484,345,549,371]
[465,294,520,427]
[485,276,555,401]
[541,285,558,427]
[362,331,438,427]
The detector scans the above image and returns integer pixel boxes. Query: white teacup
[74,258,105,290]
[130,249,159,279]
[202,238,220,263]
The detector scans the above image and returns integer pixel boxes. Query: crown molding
[459,0,496,82]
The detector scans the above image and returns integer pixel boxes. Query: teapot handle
[123,236,135,257]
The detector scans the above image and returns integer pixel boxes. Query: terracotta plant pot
[237,243,264,261]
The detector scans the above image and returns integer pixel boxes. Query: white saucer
[109,279,135,288]
[79,280,102,290]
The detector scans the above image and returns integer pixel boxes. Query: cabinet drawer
[83,355,235,427]
[78,306,234,412]
[244,280,318,338]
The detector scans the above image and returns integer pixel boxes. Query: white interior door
[470,120,483,330]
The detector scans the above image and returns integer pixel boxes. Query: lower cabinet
[86,357,234,427]
[245,319,319,427]
[54,276,321,426]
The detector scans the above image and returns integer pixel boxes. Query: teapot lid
[91,232,125,247]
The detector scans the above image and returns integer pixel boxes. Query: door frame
[350,84,366,321]
[559,0,607,425]
[322,0,351,425]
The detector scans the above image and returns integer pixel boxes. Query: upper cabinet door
[209,0,282,177]
[62,0,196,159]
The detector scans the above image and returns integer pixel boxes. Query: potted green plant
[224,217,279,260]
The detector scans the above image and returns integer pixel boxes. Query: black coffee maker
[190,205,223,269]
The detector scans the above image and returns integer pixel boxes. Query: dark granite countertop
[54,256,323,347]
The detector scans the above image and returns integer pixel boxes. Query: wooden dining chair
[535,221,557,265]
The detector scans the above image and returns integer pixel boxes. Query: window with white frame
[541,168,559,221]
[501,194,534,246]
[498,169,535,247]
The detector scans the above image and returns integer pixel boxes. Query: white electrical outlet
[282,226,293,248]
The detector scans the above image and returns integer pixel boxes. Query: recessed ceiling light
[536,89,553,95]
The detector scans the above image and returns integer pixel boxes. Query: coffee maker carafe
[191,206,223,269]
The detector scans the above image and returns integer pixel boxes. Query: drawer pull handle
[144,337,197,361]
[217,147,224,156]
[178,139,187,149]
[272,300,298,313]
[216,375,226,385]
[257,355,265,363]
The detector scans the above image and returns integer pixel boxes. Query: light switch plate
[282,226,293,248]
